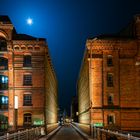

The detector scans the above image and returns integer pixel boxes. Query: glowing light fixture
[27,18,33,25]
[14,96,18,109]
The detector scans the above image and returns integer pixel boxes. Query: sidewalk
[39,126,61,140]
[70,123,96,140]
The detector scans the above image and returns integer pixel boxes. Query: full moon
[27,18,33,25]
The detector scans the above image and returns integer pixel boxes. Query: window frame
[23,55,32,67]
[23,74,32,86]
[107,73,114,87]
[107,115,115,125]
[23,94,32,106]
[108,94,113,105]
[107,55,113,67]
[23,113,32,125]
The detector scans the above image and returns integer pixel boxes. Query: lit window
[23,55,32,67]
[0,96,8,110]
[107,73,113,87]
[0,75,8,90]
[23,75,32,86]
[107,55,113,66]
[23,94,32,106]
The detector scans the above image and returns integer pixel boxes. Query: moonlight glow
[27,18,33,25]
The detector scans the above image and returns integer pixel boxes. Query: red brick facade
[78,15,140,132]
[0,16,58,130]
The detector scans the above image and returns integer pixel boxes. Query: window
[0,115,8,130]
[0,96,8,109]
[23,94,32,106]
[0,57,8,70]
[23,75,32,86]
[108,95,113,105]
[24,113,32,126]
[107,115,115,125]
[107,73,113,87]
[0,75,8,90]
[0,38,7,51]
[107,55,113,66]
[23,55,32,67]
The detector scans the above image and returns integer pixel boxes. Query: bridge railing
[0,126,45,140]
[93,127,140,140]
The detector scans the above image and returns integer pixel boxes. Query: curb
[39,126,61,140]
[71,123,96,140]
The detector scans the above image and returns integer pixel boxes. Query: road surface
[50,124,84,140]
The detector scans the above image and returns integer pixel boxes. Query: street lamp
[14,96,18,130]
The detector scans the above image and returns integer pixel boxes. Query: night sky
[0,0,140,114]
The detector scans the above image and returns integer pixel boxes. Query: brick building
[0,16,58,131]
[78,15,140,133]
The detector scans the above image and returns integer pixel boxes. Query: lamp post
[14,96,18,130]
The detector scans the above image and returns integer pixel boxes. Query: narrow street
[50,124,85,140]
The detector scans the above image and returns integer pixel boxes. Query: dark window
[107,56,113,66]
[0,75,8,90]
[107,115,114,125]
[107,73,113,87]
[0,57,8,70]
[108,95,113,105]
[23,75,32,86]
[0,96,8,109]
[0,115,8,130]
[0,38,7,51]
[23,55,32,67]
[23,94,32,106]
[24,113,32,126]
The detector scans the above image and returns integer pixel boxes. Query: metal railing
[93,127,140,140]
[0,127,45,140]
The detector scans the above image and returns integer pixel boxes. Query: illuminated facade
[78,15,140,133]
[0,16,58,130]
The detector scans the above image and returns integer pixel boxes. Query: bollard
[18,131,20,140]
[6,133,9,140]
[97,128,101,140]
[26,129,28,140]
[91,125,94,138]
[128,133,131,140]
[94,127,97,138]
[41,127,45,136]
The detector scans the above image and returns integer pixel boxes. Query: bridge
[0,123,140,140]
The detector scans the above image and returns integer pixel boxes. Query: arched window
[24,113,32,126]
[0,57,8,70]
[0,75,8,90]
[0,38,7,51]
